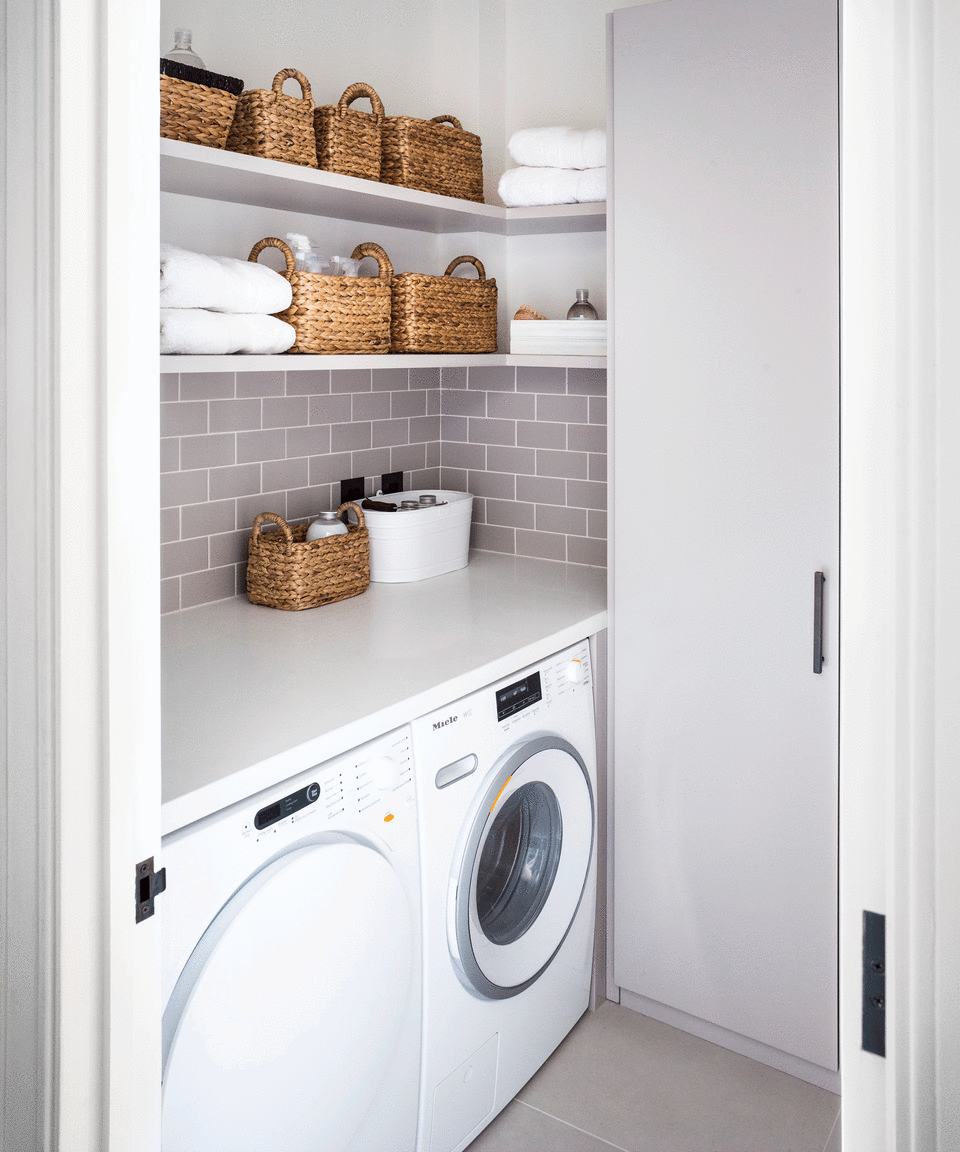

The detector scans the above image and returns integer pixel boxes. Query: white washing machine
[411,639,597,1152]
[160,725,421,1152]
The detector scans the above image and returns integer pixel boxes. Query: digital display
[496,671,542,722]
[254,782,320,830]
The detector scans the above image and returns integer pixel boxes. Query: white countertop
[162,550,606,836]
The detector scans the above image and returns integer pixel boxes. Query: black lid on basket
[160,57,244,96]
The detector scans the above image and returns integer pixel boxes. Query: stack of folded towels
[497,127,606,208]
[160,244,296,355]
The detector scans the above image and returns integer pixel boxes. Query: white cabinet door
[610,0,839,1075]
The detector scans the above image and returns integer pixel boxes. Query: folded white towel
[498,166,606,208]
[160,244,293,314]
[508,127,606,171]
[160,309,296,355]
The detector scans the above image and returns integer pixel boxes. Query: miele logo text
[433,715,458,731]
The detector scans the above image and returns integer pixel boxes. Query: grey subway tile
[237,428,286,463]
[487,499,536,530]
[160,506,180,544]
[468,365,516,391]
[471,496,486,523]
[440,366,467,389]
[209,529,249,569]
[471,522,515,554]
[440,414,470,443]
[309,393,353,424]
[486,445,537,475]
[160,373,179,402]
[368,367,409,391]
[161,401,207,437]
[518,420,566,450]
[160,577,181,615]
[516,366,566,394]
[425,441,442,468]
[331,368,372,393]
[209,398,262,433]
[567,423,607,453]
[392,390,428,418]
[180,432,235,470]
[442,389,486,417]
[410,466,441,489]
[516,529,567,562]
[160,438,180,473]
[409,415,441,442]
[426,389,441,416]
[352,391,392,420]
[285,369,331,396]
[442,440,487,470]
[181,498,237,540]
[440,466,468,491]
[331,422,372,452]
[179,371,235,400]
[372,418,410,448]
[467,470,516,500]
[161,469,208,508]
[588,453,607,482]
[469,417,516,446]
[263,396,309,429]
[161,537,209,579]
[287,425,331,458]
[236,370,285,398]
[286,486,330,521]
[567,535,607,567]
[351,447,392,478]
[516,474,567,505]
[236,491,286,530]
[588,509,608,538]
[309,452,354,484]
[486,391,536,420]
[536,504,587,535]
[589,396,607,424]
[537,393,590,423]
[180,565,238,610]
[567,366,607,395]
[536,449,588,480]
[262,457,309,493]
[410,367,441,391]
[566,478,607,510]
[390,443,428,474]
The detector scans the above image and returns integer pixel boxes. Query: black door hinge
[862,910,886,1056]
[135,856,166,923]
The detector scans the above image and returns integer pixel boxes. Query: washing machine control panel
[254,781,321,830]
[495,643,593,732]
[496,671,542,721]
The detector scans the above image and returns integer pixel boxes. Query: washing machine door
[161,834,413,1152]
[453,736,594,999]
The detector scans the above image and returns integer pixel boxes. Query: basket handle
[351,242,394,280]
[444,255,485,280]
[338,500,366,529]
[251,511,294,550]
[430,115,462,130]
[248,237,296,274]
[337,82,385,121]
[271,68,314,105]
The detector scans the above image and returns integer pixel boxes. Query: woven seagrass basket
[246,507,370,611]
[315,82,384,181]
[159,59,244,149]
[390,256,497,354]
[381,114,483,202]
[226,68,318,167]
[248,237,393,354]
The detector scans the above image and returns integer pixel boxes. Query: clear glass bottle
[162,28,206,70]
[566,289,599,320]
[306,510,348,541]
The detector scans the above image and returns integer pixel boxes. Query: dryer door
[162,836,413,1152]
[454,736,594,999]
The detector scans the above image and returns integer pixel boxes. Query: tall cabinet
[610,0,840,1085]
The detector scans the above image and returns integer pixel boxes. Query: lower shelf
[160,352,606,373]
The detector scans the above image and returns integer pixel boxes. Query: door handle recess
[813,572,825,674]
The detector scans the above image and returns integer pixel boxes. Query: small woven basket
[390,256,497,354]
[226,68,318,167]
[315,82,384,181]
[159,59,244,149]
[248,237,393,354]
[246,507,370,611]
[381,113,483,202]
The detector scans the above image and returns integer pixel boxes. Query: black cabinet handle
[813,572,825,673]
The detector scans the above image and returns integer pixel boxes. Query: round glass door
[454,737,594,999]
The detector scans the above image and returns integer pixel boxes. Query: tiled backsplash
[160,363,607,614]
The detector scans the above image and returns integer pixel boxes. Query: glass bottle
[162,28,206,70]
[566,289,599,320]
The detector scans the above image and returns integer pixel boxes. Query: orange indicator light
[384,813,395,822]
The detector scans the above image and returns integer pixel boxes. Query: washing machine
[160,724,421,1152]
[411,639,597,1152]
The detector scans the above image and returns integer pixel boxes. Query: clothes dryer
[411,640,597,1152]
[160,725,420,1152]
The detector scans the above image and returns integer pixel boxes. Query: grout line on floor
[514,1100,633,1152]
[820,1106,841,1152]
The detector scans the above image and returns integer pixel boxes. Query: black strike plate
[340,476,365,504]
[862,910,886,1056]
[381,470,404,495]
[135,856,167,923]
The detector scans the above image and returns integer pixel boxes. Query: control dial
[565,658,586,684]
[367,754,403,792]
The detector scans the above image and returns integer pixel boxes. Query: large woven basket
[246,507,370,610]
[159,59,244,149]
[248,237,393,354]
[315,82,384,181]
[381,114,483,202]
[391,256,497,353]
[226,68,318,167]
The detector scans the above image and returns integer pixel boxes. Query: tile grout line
[513,1100,633,1152]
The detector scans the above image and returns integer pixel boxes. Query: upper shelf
[160,139,606,237]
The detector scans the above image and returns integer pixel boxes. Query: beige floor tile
[465,1099,629,1152]
[515,1002,840,1152]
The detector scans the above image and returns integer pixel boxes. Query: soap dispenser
[566,289,599,320]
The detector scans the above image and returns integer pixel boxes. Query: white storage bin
[510,319,607,357]
[363,490,473,583]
